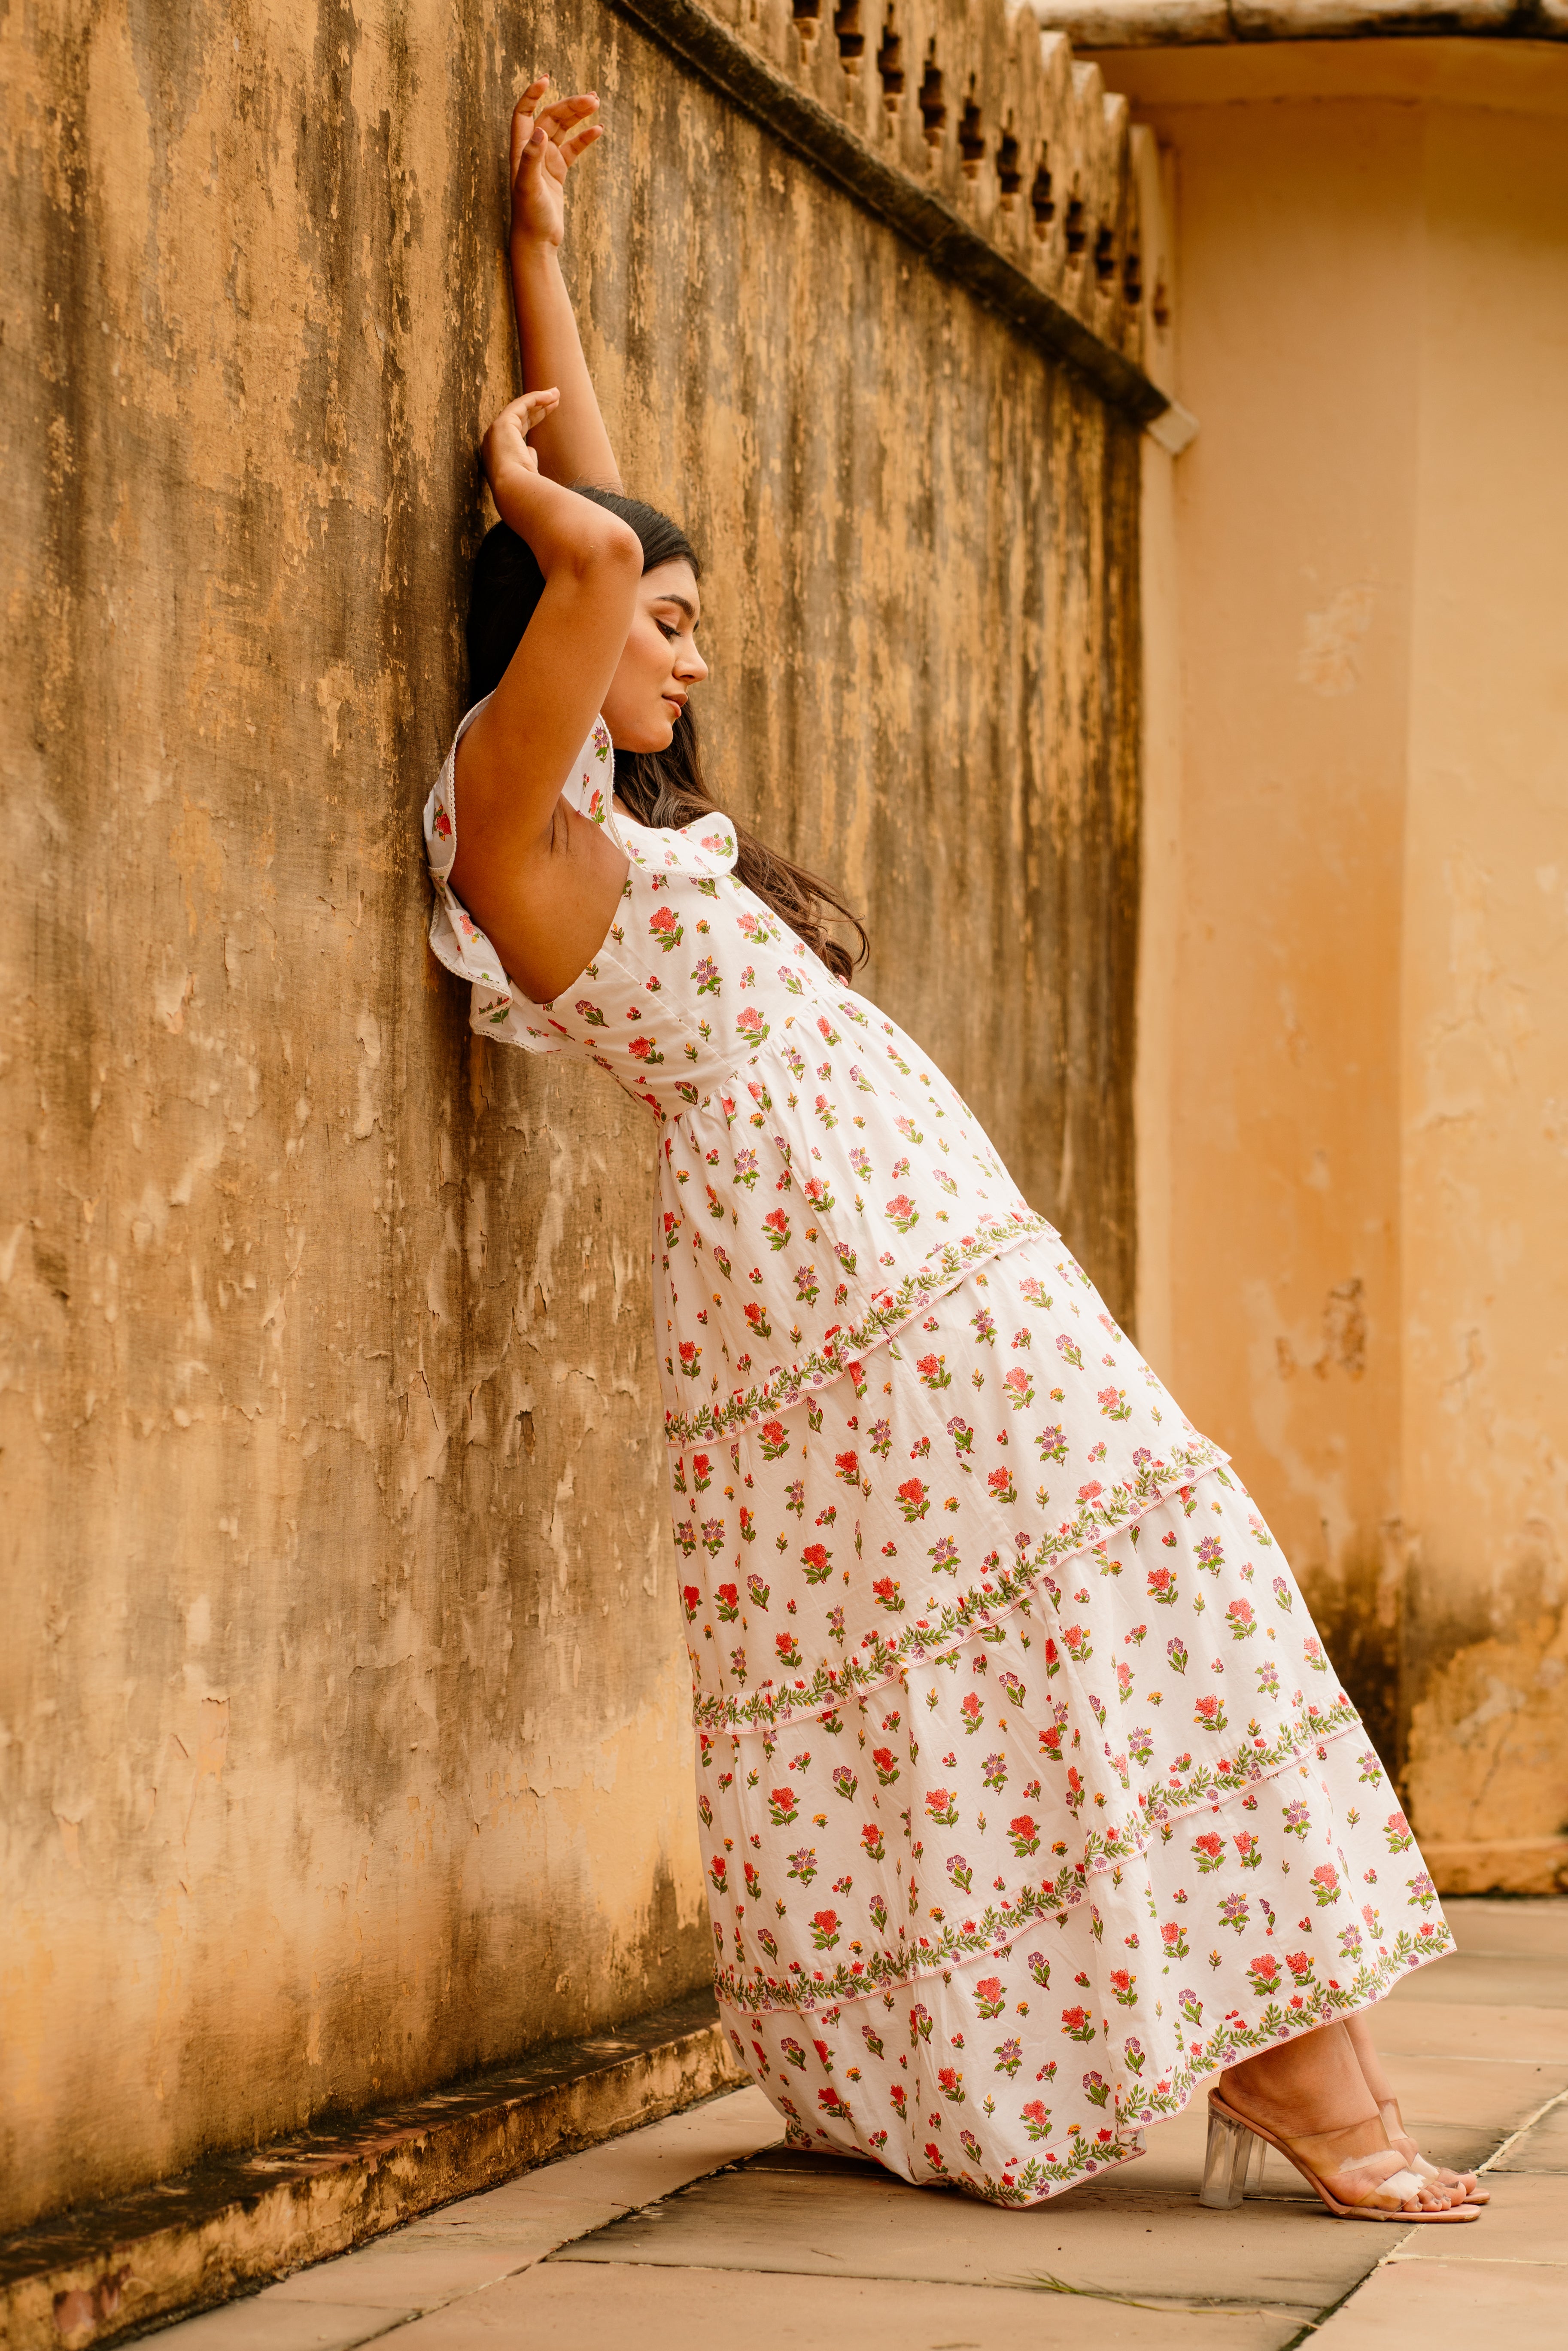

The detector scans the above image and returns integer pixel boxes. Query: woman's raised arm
[449,387,640,1003]
[508,79,622,492]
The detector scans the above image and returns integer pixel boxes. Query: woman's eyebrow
[653,592,698,623]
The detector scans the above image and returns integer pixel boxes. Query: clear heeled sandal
[1199,2091,1483,2222]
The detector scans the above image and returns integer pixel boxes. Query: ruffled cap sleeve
[422,701,739,1053]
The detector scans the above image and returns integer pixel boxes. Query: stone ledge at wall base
[0,1991,742,2351]
[1427,1836,1568,1900]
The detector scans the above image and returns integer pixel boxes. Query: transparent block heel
[1200,2103,1262,2209]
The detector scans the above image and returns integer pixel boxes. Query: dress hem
[738,1881,1457,2191]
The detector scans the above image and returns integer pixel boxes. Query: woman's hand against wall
[510,79,602,254]
[480,388,560,527]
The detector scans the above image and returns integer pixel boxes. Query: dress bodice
[425,707,1051,1446]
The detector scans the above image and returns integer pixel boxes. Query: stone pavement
[145,1899,1566,2351]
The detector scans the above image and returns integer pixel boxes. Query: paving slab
[1387,1953,1568,2008]
[1440,1900,1568,1963]
[1367,2000,1568,2063]
[1311,2253,1567,2350]
[388,2259,1304,2350]
[1493,2098,1568,2174]
[551,2144,1380,2312]
[1388,2170,1568,2263]
[133,2308,398,2351]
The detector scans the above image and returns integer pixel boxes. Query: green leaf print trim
[662,1214,1055,1447]
[868,1921,1456,2208]
[690,1434,1230,1734]
[710,1697,1360,2016]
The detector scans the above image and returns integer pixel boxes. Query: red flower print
[974,1976,1006,2019]
[834,1450,860,1482]
[811,1909,841,1949]
[896,1478,930,1522]
[681,1585,700,1621]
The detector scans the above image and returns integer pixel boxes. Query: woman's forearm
[512,241,621,493]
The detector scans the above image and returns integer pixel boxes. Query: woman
[425,81,1483,2223]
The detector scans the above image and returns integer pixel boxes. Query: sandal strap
[1325,2147,1426,2208]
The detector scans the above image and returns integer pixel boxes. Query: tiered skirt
[676,1239,1453,2204]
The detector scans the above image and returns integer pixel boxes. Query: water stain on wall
[0,0,1142,2226]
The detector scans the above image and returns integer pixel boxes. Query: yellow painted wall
[0,0,1149,2227]
[1115,41,1568,1891]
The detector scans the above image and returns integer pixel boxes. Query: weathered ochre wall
[1114,40,1568,1890]
[0,2,1144,2227]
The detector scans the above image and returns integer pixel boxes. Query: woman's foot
[1217,2025,1475,2217]
[1375,2096,1489,2208]
[1337,2009,1489,2204]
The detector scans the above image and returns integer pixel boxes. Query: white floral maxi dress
[425,706,1454,2207]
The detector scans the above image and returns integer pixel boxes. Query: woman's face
[602,557,708,753]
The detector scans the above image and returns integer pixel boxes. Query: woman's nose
[679,645,709,684]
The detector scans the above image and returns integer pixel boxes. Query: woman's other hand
[480,386,561,526]
[510,77,602,253]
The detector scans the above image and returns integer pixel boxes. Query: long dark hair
[465,492,869,982]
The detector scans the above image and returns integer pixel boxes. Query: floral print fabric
[425,703,1051,1450]
[425,712,1454,2205]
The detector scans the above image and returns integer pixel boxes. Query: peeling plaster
[0,0,1141,2229]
